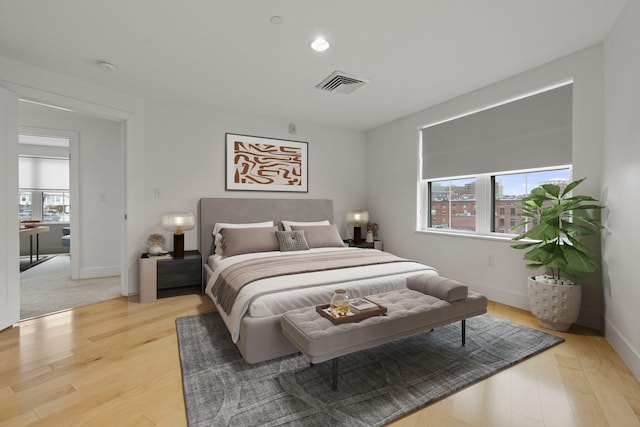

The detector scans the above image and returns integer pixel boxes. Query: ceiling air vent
[316,71,369,95]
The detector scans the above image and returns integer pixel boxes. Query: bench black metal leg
[332,358,339,391]
[462,319,466,346]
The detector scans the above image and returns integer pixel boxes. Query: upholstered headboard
[197,198,334,261]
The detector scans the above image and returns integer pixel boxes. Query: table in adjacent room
[19,225,50,266]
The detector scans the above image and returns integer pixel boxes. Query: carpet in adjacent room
[176,312,564,427]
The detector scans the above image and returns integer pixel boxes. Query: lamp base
[173,233,185,258]
[353,226,362,244]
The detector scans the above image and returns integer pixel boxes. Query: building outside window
[492,167,571,233]
[428,177,476,231]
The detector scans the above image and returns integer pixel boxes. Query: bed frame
[197,197,336,363]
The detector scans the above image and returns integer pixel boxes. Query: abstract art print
[225,133,308,192]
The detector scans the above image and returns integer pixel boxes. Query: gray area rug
[176,312,564,427]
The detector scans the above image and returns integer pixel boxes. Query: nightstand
[139,250,202,302]
[344,240,383,251]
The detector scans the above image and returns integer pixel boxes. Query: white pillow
[281,219,330,231]
[212,221,274,255]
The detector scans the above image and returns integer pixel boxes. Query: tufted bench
[281,275,488,390]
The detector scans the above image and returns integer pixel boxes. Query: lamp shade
[161,210,195,235]
[346,209,369,226]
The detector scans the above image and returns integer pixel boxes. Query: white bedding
[205,247,437,343]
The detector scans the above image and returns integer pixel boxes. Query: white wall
[367,45,605,330]
[603,0,640,381]
[19,102,122,277]
[143,101,368,251]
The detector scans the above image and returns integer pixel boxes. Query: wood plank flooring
[0,295,638,426]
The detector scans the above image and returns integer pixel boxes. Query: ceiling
[0,1,628,131]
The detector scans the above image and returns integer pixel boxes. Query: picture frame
[225,133,308,192]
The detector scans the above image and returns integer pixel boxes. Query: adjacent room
[0,1,638,426]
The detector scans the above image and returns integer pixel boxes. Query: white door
[0,86,20,331]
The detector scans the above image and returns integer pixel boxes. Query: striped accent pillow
[275,230,310,252]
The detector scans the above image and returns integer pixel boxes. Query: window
[493,167,571,233]
[43,191,70,222]
[19,190,70,223]
[18,134,70,224]
[422,167,571,235]
[419,82,573,236]
[428,177,476,231]
[19,191,32,220]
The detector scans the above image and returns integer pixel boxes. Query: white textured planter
[527,277,582,332]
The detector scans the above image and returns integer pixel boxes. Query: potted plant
[511,177,603,331]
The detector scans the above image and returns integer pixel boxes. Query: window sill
[415,228,519,244]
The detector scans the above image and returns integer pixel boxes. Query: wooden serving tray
[316,300,387,325]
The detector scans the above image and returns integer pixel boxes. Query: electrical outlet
[99,192,107,202]
[154,187,161,199]
[487,255,495,267]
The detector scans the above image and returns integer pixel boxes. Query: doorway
[18,100,124,319]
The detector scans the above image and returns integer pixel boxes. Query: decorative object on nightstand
[347,209,368,244]
[146,233,166,255]
[161,210,195,258]
[366,222,378,243]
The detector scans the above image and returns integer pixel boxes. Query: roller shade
[19,156,69,190]
[421,84,572,179]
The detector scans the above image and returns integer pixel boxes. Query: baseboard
[79,265,120,279]
[606,320,640,382]
[467,280,530,312]
[470,280,602,331]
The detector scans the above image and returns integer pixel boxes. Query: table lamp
[347,209,369,244]
[161,210,195,258]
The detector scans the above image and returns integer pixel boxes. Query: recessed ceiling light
[310,38,330,52]
[98,60,117,72]
[270,15,284,25]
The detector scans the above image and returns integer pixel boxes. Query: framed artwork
[225,133,308,192]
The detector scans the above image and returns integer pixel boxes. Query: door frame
[1,81,144,298]
[0,86,19,330]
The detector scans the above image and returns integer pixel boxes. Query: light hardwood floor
[0,295,638,427]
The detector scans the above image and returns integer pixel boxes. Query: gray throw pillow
[275,230,310,251]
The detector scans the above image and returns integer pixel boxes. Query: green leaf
[541,183,561,197]
[575,216,603,229]
[560,177,586,197]
[562,246,599,277]
[562,221,596,237]
[525,221,560,241]
[530,187,549,199]
[566,235,591,254]
[511,242,539,250]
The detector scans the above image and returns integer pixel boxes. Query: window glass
[19,191,32,220]
[19,190,70,223]
[493,168,571,233]
[43,191,70,222]
[429,177,476,232]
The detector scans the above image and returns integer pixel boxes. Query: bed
[198,198,438,363]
